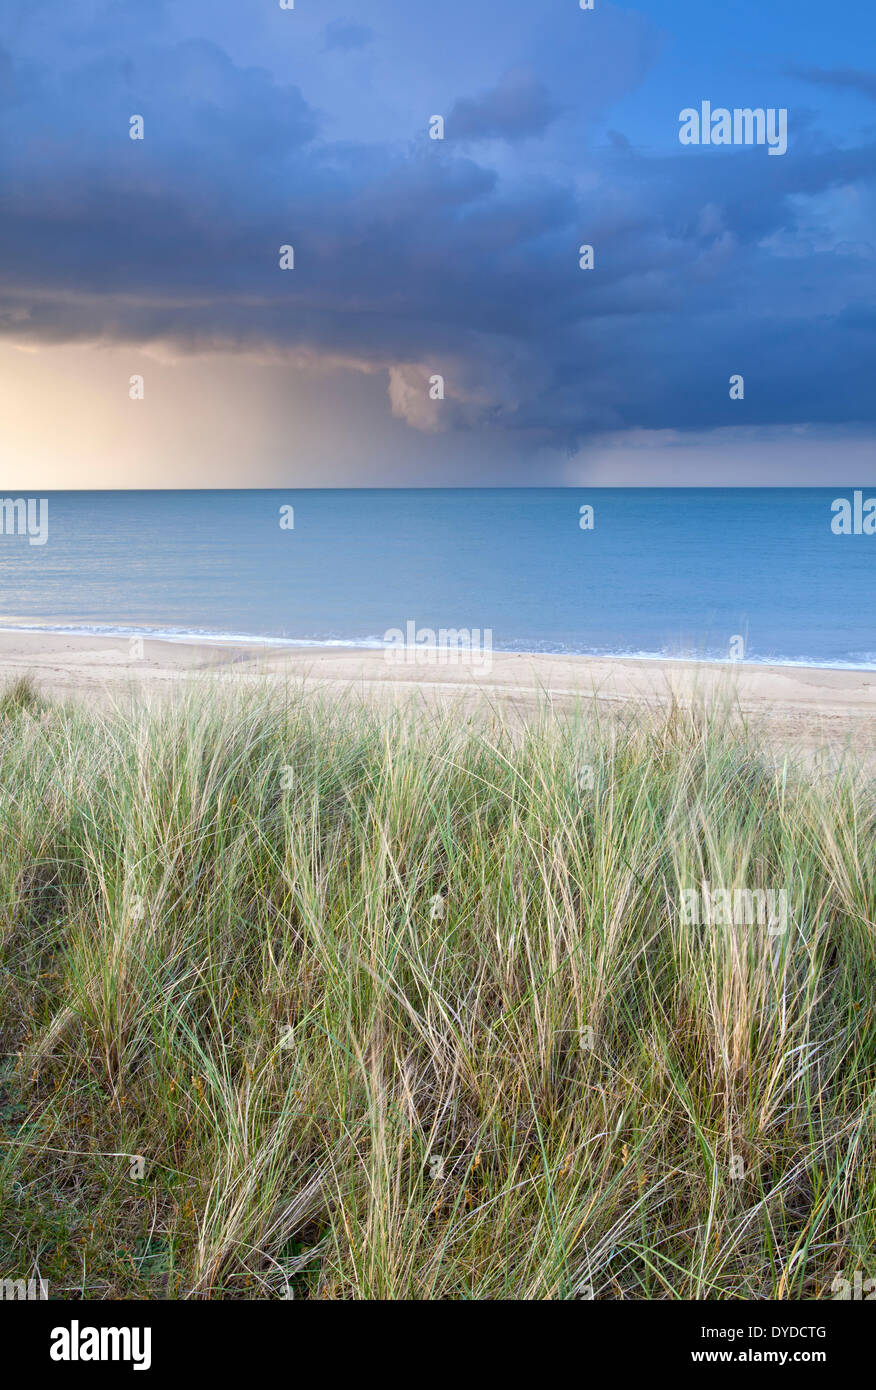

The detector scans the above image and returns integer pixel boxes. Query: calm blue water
[0,489,873,668]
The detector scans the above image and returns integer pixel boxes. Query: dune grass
[0,675,873,1299]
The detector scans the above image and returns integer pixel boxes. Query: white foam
[0,621,873,671]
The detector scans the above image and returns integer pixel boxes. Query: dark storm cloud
[0,1,875,449]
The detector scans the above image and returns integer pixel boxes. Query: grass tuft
[0,674,43,721]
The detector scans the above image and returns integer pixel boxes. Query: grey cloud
[449,69,562,143]
[324,21,375,53]
[789,66,876,101]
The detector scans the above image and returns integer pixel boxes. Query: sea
[0,488,873,669]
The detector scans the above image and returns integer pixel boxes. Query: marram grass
[0,676,873,1300]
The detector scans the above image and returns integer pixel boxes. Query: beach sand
[1,629,874,767]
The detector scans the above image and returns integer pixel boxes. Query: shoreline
[0,629,874,764]
[0,622,873,674]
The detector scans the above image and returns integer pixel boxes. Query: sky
[1,0,876,487]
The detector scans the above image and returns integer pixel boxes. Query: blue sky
[1,0,875,486]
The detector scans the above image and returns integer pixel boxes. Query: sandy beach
[1,629,874,764]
